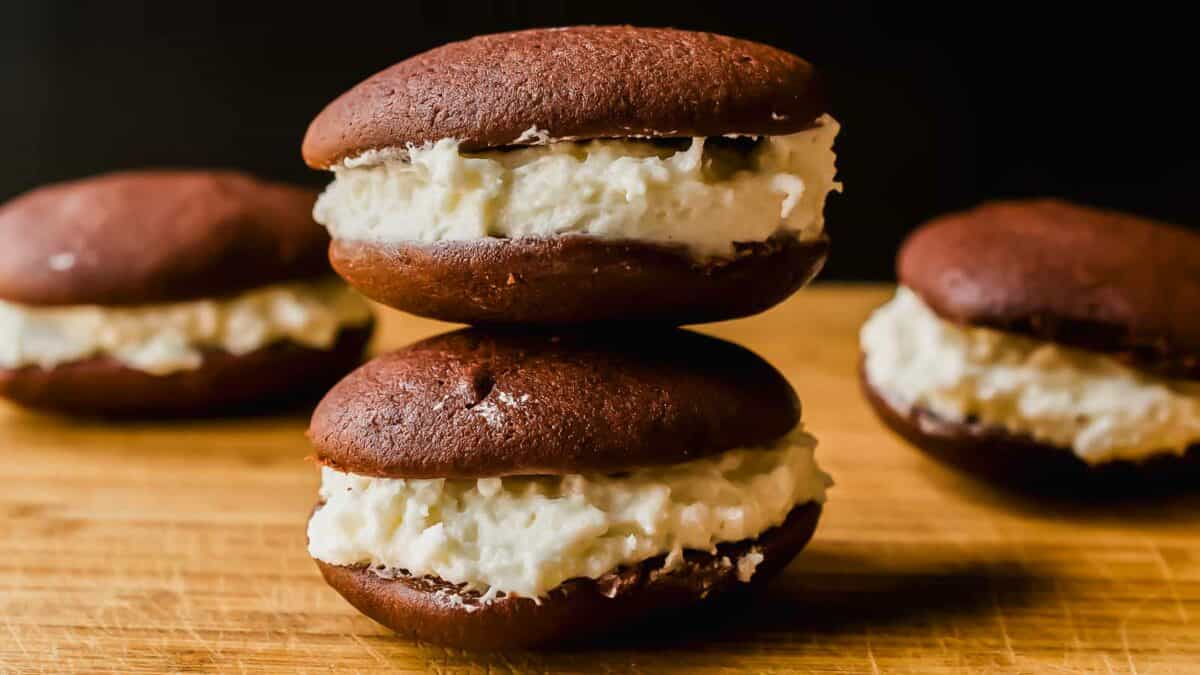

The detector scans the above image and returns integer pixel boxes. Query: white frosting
[307,427,830,600]
[314,115,840,259]
[860,287,1200,464]
[736,549,765,582]
[0,279,373,375]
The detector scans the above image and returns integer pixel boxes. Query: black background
[3,2,1196,280]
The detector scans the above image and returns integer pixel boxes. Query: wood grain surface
[3,284,1199,674]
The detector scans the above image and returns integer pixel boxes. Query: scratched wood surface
[2,284,1199,674]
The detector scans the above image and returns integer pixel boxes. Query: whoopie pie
[306,328,831,648]
[0,170,374,415]
[302,26,840,325]
[860,199,1200,490]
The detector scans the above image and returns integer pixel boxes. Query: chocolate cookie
[0,170,329,306]
[309,327,800,478]
[329,235,828,326]
[0,327,371,417]
[302,26,825,166]
[899,199,1200,378]
[304,26,838,325]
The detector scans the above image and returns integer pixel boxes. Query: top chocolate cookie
[309,327,801,478]
[302,25,825,167]
[0,170,329,306]
[899,199,1200,376]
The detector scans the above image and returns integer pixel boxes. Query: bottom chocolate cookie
[860,366,1200,496]
[330,234,829,325]
[0,326,372,416]
[315,502,822,649]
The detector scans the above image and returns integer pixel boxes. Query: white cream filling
[861,287,1200,464]
[313,115,840,259]
[0,279,373,375]
[307,427,830,600]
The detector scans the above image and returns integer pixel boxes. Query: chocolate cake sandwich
[302,26,840,325]
[861,199,1200,489]
[306,328,831,648]
[0,170,374,415]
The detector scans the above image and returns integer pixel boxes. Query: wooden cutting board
[3,284,1198,673]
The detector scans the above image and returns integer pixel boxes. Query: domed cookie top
[308,328,801,478]
[898,199,1200,375]
[302,25,825,167]
[0,170,329,306]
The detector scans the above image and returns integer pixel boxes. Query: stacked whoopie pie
[0,170,374,415]
[302,25,838,325]
[861,200,1200,491]
[301,27,839,647]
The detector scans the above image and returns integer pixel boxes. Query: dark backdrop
[2,2,1196,280]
